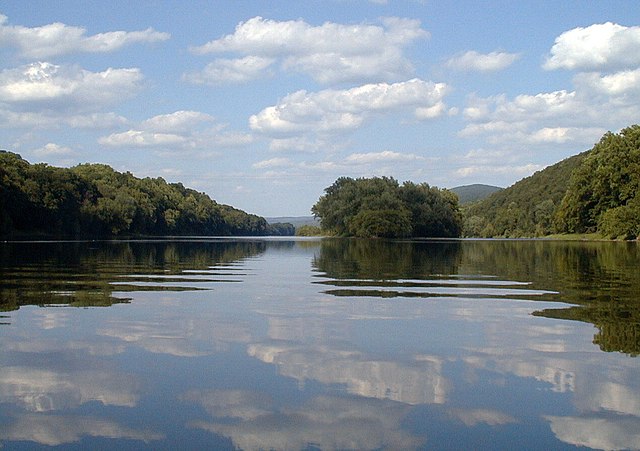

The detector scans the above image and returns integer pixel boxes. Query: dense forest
[312,176,462,238]
[0,151,293,237]
[463,125,640,240]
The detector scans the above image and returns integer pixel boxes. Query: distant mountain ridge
[266,216,319,227]
[450,184,503,204]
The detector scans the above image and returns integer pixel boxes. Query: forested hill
[0,151,289,237]
[450,184,502,204]
[463,124,640,239]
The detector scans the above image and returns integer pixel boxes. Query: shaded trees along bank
[463,125,640,239]
[0,152,280,237]
[312,177,462,238]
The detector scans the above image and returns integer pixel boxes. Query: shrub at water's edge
[312,176,463,238]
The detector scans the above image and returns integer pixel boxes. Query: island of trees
[312,176,462,238]
[0,151,293,238]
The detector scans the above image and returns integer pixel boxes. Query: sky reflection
[0,239,638,449]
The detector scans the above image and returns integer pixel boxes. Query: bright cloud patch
[99,130,187,147]
[249,79,449,137]
[252,158,292,169]
[446,50,520,72]
[184,56,274,85]
[99,110,252,151]
[140,110,216,133]
[32,143,74,156]
[0,14,169,59]
[0,62,143,109]
[544,22,640,71]
[456,163,542,178]
[190,16,428,84]
[345,150,424,164]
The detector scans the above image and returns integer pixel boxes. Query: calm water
[1,238,639,450]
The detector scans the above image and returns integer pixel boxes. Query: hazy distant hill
[450,184,503,204]
[266,216,320,228]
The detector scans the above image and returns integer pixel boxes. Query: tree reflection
[313,238,640,356]
[313,238,462,280]
[0,240,266,312]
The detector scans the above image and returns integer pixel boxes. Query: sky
[1,1,640,217]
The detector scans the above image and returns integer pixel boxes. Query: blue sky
[1,1,639,217]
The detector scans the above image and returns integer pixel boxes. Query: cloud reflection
[248,342,447,405]
[0,366,139,411]
[185,389,423,451]
[0,414,163,446]
[545,414,640,450]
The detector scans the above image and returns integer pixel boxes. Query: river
[1,238,639,450]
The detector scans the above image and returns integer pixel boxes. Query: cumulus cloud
[446,50,520,72]
[345,150,424,164]
[139,110,215,133]
[99,110,252,151]
[32,143,74,156]
[0,13,169,59]
[0,110,128,129]
[189,16,428,84]
[183,56,275,85]
[459,84,637,149]
[544,22,640,71]
[249,78,449,137]
[252,158,292,169]
[458,22,640,168]
[455,163,542,178]
[0,62,143,110]
[574,68,640,97]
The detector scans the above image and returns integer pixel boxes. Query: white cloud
[0,110,128,129]
[140,110,216,133]
[183,56,275,85]
[99,110,252,151]
[446,50,520,72]
[250,79,449,137]
[99,130,187,147]
[32,142,73,156]
[252,158,292,169]
[345,150,424,164]
[544,22,640,71]
[189,16,428,84]
[574,68,640,96]
[0,62,143,110]
[0,13,169,59]
[455,163,542,178]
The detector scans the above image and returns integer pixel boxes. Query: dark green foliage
[0,151,268,237]
[312,176,462,238]
[463,152,587,237]
[295,225,323,236]
[464,125,640,239]
[450,184,503,204]
[555,125,640,237]
[265,222,295,236]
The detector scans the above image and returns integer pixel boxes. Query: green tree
[556,125,640,235]
[312,176,462,238]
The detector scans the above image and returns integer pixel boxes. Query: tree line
[463,125,640,240]
[0,151,293,237]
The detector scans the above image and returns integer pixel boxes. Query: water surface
[1,238,639,450]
